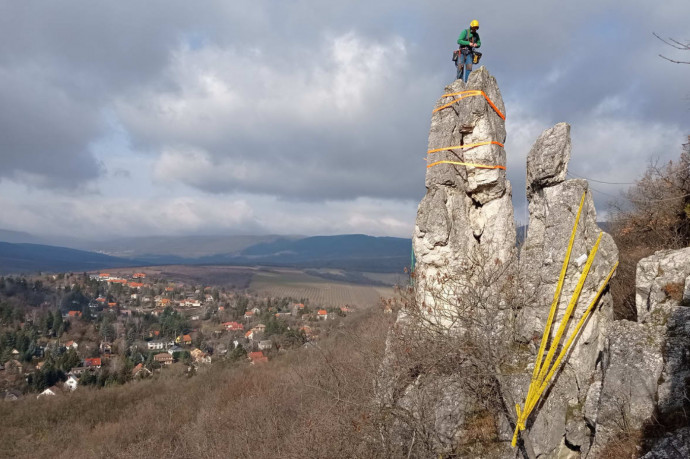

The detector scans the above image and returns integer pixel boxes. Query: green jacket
[457,29,481,48]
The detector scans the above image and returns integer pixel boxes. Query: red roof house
[223,321,244,331]
[248,351,268,364]
[84,358,101,368]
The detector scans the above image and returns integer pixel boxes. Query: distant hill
[0,242,145,275]
[0,229,42,244]
[125,235,412,272]
[0,235,412,274]
[0,223,617,275]
[80,235,295,259]
[232,234,411,271]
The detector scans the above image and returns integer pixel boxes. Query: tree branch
[653,32,690,50]
[659,54,690,64]
[653,32,690,64]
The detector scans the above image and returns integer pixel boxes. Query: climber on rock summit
[454,19,481,83]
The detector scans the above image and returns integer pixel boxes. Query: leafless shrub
[609,137,690,319]
[597,429,643,459]
[377,247,537,458]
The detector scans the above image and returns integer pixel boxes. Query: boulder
[591,248,690,456]
[636,247,690,323]
[526,122,571,198]
[591,320,665,454]
[640,427,690,459]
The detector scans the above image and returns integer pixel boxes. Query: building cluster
[1,270,356,401]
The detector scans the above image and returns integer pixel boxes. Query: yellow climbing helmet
[470,19,479,28]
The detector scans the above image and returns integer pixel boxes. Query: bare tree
[609,137,690,319]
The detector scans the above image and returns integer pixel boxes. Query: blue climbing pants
[456,50,473,82]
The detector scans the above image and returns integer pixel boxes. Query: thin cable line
[566,171,635,185]
[568,163,690,186]
[587,185,690,204]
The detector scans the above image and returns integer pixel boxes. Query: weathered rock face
[378,67,517,457]
[640,427,690,459]
[590,320,665,453]
[414,67,515,315]
[591,248,690,456]
[383,68,690,459]
[636,247,690,323]
[514,123,618,458]
[633,248,690,421]
[525,123,571,198]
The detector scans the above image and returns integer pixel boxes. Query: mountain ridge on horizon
[0,231,412,275]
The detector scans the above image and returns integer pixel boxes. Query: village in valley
[0,269,359,401]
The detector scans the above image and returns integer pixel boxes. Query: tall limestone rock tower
[414,67,515,314]
[381,68,619,458]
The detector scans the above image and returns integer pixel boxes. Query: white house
[37,386,59,398]
[147,341,165,350]
[64,375,79,391]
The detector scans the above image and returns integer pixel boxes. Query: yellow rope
[535,232,603,385]
[513,261,618,447]
[526,192,585,406]
[511,194,618,448]
[534,262,618,396]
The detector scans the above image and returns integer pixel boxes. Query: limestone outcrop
[516,123,618,458]
[414,67,515,316]
[377,67,515,456]
[380,68,690,458]
[591,247,690,456]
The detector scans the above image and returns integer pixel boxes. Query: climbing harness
[511,192,619,448]
[427,90,506,170]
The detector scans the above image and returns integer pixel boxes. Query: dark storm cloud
[0,0,688,203]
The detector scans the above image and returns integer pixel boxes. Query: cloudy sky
[0,1,688,241]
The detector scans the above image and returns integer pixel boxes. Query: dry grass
[596,430,643,459]
[250,268,393,307]
[1,309,393,459]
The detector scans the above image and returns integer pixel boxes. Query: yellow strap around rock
[427,140,505,155]
[426,160,506,170]
[432,90,506,120]
[426,141,506,170]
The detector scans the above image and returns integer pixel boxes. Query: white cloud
[0,191,257,240]
[1,0,689,241]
